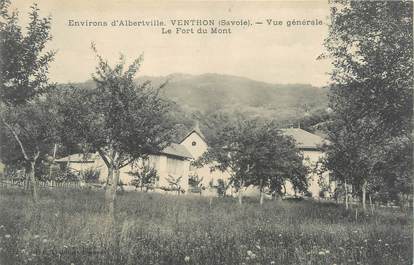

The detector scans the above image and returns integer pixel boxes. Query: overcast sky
[10,0,332,86]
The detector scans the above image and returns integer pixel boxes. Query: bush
[210,178,228,197]
[188,174,204,194]
[53,168,79,182]
[129,165,158,191]
[82,169,101,183]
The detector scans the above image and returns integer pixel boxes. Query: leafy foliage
[200,118,309,198]
[0,2,55,105]
[54,45,176,214]
[209,178,229,197]
[0,2,57,201]
[129,165,159,191]
[0,1,57,158]
[81,168,101,184]
[57,45,174,171]
[321,0,413,206]
[0,98,60,162]
[188,174,204,194]
[165,175,184,194]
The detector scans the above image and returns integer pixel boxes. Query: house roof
[55,153,100,163]
[161,143,193,159]
[55,143,193,164]
[180,122,207,144]
[281,128,325,150]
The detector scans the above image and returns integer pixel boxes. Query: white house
[55,143,194,192]
[55,126,332,198]
[281,128,333,198]
[180,124,232,195]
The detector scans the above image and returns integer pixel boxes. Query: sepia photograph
[0,0,412,264]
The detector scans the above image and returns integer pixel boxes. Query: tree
[322,0,413,210]
[0,2,56,202]
[188,173,204,194]
[200,118,308,205]
[197,118,254,205]
[365,135,413,207]
[57,44,174,216]
[0,99,60,196]
[321,117,364,209]
[242,122,309,205]
[166,175,184,195]
[0,2,55,104]
[129,165,159,192]
[209,178,229,197]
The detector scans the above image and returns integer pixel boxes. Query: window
[192,141,197,146]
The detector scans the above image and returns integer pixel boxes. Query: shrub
[82,169,101,183]
[210,178,229,197]
[188,174,204,194]
[53,168,79,182]
[129,165,159,191]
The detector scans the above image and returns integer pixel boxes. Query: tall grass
[0,189,412,265]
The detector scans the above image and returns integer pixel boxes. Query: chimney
[194,120,200,131]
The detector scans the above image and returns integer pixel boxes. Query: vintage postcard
[0,0,412,264]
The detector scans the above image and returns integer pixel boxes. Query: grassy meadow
[0,189,412,265]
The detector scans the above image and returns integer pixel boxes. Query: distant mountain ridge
[65,73,329,122]
[136,73,329,121]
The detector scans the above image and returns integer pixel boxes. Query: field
[0,189,412,265]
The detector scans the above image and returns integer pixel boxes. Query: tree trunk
[111,168,120,211]
[259,187,264,205]
[237,179,244,205]
[259,180,264,205]
[104,166,121,249]
[344,179,349,210]
[355,208,358,222]
[362,180,367,211]
[29,160,38,202]
[105,166,115,217]
[238,188,243,205]
[369,194,374,215]
[24,168,30,191]
[273,192,281,201]
[49,143,58,178]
